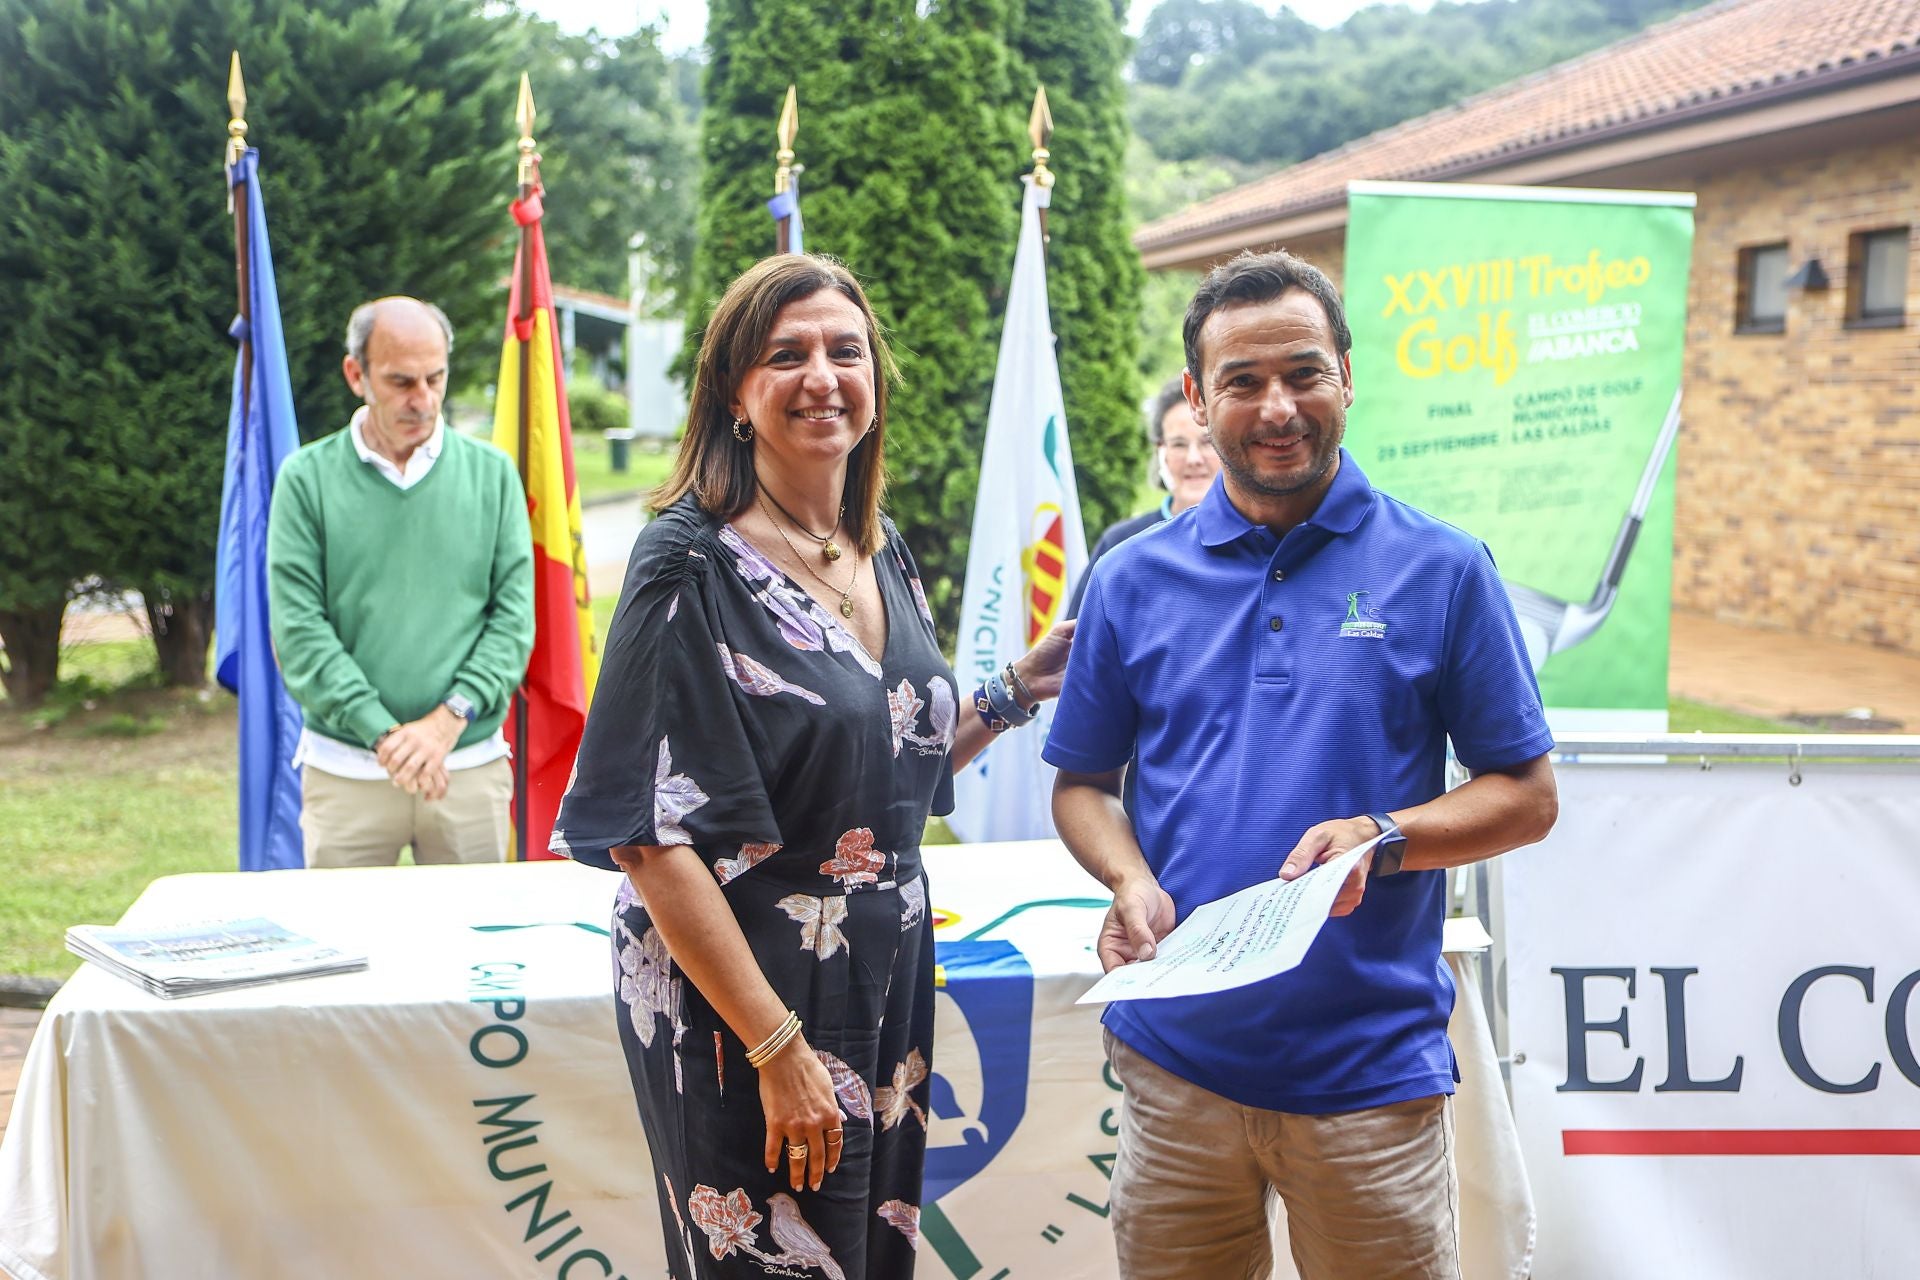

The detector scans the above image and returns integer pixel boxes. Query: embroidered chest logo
[1339,590,1388,639]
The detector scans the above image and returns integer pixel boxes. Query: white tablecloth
[0,845,1531,1280]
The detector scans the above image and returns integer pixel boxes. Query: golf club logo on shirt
[1339,590,1388,639]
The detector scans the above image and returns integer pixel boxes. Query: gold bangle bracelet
[745,1012,802,1068]
[748,1024,800,1069]
[745,1012,797,1063]
[749,1021,802,1068]
[744,1012,794,1063]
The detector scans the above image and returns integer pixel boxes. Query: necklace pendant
[839,595,855,619]
[822,540,842,563]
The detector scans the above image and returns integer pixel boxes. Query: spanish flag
[492,185,597,861]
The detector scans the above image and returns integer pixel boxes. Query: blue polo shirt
[1043,449,1552,1113]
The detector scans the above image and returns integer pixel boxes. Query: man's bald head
[345,296,454,370]
[341,297,454,466]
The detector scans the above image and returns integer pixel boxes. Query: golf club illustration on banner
[1502,388,1683,673]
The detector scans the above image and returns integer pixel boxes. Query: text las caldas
[1384,249,1653,387]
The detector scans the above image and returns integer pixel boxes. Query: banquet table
[0,844,1531,1280]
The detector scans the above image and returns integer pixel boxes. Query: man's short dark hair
[1182,250,1351,390]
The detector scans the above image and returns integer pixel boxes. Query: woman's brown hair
[653,255,899,556]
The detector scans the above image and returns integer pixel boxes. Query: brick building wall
[1233,145,1920,655]
[1677,138,1920,652]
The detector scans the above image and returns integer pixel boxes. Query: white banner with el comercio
[1506,762,1920,1278]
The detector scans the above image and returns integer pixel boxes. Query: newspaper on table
[65,917,368,999]
[1077,836,1379,1005]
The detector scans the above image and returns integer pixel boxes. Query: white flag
[949,177,1089,842]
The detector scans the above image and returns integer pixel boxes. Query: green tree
[515,20,700,310]
[1014,0,1146,542]
[1132,0,1315,88]
[0,0,523,700]
[691,0,1141,632]
[1130,0,1715,169]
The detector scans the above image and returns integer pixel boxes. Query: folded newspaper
[65,917,368,999]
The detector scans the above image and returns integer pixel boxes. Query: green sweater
[267,428,534,751]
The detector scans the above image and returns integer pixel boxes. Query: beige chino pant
[1106,1031,1461,1280]
[300,757,513,868]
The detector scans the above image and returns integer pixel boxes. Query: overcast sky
[526,0,1444,55]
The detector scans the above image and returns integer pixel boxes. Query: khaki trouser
[1105,1030,1461,1280]
[300,757,513,868]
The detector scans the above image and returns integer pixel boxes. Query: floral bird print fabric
[553,498,951,1278]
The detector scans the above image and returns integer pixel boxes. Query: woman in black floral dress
[552,255,1072,1280]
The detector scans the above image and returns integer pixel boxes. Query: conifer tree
[0,0,521,699]
[690,0,1142,633]
[1016,0,1148,556]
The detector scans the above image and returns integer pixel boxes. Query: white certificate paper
[1076,836,1380,1005]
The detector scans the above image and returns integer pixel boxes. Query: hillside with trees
[1129,0,1715,187]
[1123,0,1714,380]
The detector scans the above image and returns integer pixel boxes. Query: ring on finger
[786,1142,808,1159]
[825,1129,844,1144]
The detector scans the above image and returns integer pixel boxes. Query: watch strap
[1367,812,1407,877]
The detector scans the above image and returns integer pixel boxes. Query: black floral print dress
[552,495,955,1280]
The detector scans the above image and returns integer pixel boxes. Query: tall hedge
[1016,0,1147,559]
[0,0,522,700]
[690,0,1142,635]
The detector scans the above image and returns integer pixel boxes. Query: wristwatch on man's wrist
[1366,812,1408,878]
[442,693,477,723]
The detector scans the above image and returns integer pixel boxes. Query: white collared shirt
[295,729,509,781]
[295,406,506,777]
[348,406,445,489]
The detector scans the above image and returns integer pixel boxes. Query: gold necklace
[758,494,861,618]
[758,484,844,563]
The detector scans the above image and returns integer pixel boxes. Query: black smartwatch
[1367,812,1407,878]
[442,692,477,723]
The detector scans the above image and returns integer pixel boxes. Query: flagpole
[228,53,252,415]
[1028,85,1053,248]
[773,85,799,254]
[511,73,539,863]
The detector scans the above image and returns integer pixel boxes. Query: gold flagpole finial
[775,84,799,195]
[516,73,539,191]
[225,51,249,208]
[1028,85,1054,189]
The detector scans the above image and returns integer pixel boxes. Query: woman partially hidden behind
[550,254,1072,1279]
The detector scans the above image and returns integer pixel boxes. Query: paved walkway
[1670,609,1920,731]
[582,493,646,597]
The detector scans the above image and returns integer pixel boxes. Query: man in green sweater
[268,297,534,867]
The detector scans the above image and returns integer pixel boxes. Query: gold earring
[732,417,754,442]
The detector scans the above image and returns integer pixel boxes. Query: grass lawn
[1667,698,1798,733]
[1,638,241,978]
[0,605,1804,982]
[571,431,675,506]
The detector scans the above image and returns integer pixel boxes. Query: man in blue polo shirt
[1046,250,1558,1280]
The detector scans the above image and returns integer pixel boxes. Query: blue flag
[767,177,805,254]
[215,147,305,871]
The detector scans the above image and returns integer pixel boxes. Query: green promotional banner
[1344,181,1695,731]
